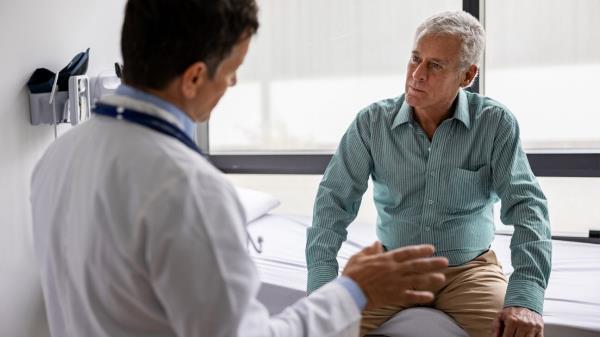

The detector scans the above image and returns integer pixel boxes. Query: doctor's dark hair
[121,0,259,89]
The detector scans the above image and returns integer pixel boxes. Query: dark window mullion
[463,0,481,94]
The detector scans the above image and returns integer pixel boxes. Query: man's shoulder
[361,95,405,114]
[465,91,516,123]
[356,95,405,123]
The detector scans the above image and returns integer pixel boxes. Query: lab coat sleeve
[141,171,361,337]
[241,281,362,337]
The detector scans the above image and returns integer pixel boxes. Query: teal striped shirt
[306,89,552,314]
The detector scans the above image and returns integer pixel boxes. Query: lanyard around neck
[93,103,203,156]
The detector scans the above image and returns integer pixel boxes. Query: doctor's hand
[491,307,544,337]
[342,242,448,310]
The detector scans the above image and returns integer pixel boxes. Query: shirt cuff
[307,265,339,294]
[336,276,367,311]
[504,279,546,315]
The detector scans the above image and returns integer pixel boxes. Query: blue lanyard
[93,103,203,156]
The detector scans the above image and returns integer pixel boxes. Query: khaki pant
[361,250,508,337]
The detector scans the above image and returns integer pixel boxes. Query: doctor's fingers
[384,244,436,262]
[354,255,447,282]
[363,286,435,309]
[391,256,449,277]
[353,244,436,267]
[390,272,446,293]
[343,242,384,271]
[398,289,436,305]
[357,241,385,257]
[366,272,444,304]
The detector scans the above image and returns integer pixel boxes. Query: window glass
[210,0,462,153]
[485,0,600,151]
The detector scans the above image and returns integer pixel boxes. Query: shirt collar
[115,84,197,139]
[453,89,471,129]
[392,89,471,130]
[391,97,414,129]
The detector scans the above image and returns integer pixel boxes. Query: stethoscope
[93,103,263,254]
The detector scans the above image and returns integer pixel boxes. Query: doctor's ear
[181,61,208,99]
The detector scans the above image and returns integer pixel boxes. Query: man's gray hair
[415,10,485,70]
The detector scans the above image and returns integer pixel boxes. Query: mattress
[248,213,600,337]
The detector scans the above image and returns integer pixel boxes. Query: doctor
[31,0,448,336]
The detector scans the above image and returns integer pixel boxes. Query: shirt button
[425,226,431,231]
[428,147,431,152]
[429,171,435,177]
[428,199,434,205]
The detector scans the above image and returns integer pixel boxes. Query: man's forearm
[504,225,552,314]
[306,226,345,293]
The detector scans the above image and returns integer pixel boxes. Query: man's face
[192,37,251,122]
[404,33,467,113]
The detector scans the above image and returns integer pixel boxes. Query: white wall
[0,1,126,336]
[225,174,377,224]
[226,175,600,236]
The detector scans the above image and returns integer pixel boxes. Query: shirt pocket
[444,165,491,213]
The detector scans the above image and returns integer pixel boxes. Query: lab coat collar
[114,84,197,140]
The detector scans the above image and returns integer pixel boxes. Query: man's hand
[491,307,544,337]
[342,241,448,309]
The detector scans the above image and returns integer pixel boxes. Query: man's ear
[180,61,208,99]
[461,64,478,87]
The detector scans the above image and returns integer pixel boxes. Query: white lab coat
[31,95,361,337]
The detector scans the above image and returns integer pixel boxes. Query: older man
[306,10,551,337]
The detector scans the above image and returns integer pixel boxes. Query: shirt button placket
[421,141,436,240]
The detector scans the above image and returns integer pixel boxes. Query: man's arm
[306,110,374,293]
[490,109,552,314]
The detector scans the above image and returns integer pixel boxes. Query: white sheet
[248,213,600,336]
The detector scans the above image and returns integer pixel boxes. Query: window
[203,0,600,178]
[485,0,600,151]
[209,0,462,153]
